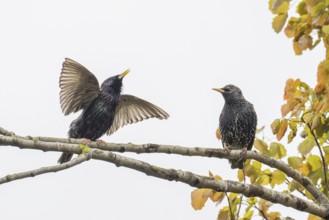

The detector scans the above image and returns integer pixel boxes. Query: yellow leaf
[288,130,296,144]
[293,41,303,55]
[270,119,281,134]
[298,139,315,156]
[257,174,270,186]
[276,119,288,141]
[254,139,269,155]
[322,25,329,34]
[271,170,286,187]
[210,191,225,204]
[191,188,213,210]
[297,1,307,15]
[288,156,303,169]
[311,115,321,130]
[238,169,244,182]
[297,35,312,50]
[310,2,325,17]
[299,164,310,175]
[269,0,290,14]
[308,213,323,220]
[247,197,258,205]
[268,212,281,219]
[315,60,329,94]
[243,210,254,220]
[217,207,230,220]
[272,13,288,33]
[269,142,286,159]
[288,180,304,192]
[307,155,322,171]
[216,128,221,140]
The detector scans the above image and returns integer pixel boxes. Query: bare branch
[0,152,91,185]
[1,128,329,218]
[89,149,328,218]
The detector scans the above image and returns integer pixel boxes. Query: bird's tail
[58,153,73,164]
[229,159,244,169]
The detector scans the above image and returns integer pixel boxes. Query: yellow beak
[118,69,130,79]
[212,88,225,93]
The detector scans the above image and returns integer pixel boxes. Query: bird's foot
[96,139,107,145]
[223,144,230,154]
[81,138,92,146]
[240,146,248,160]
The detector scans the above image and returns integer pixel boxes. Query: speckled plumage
[214,84,257,169]
[58,58,169,163]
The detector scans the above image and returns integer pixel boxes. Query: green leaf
[298,139,315,156]
[288,156,303,169]
[307,155,322,171]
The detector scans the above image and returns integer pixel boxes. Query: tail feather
[58,153,73,164]
[229,159,244,169]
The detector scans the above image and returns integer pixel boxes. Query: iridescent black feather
[214,84,257,169]
[58,58,169,163]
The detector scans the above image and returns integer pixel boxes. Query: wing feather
[59,58,100,115]
[107,94,169,135]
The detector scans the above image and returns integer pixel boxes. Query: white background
[0,0,323,219]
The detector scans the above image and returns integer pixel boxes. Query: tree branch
[1,128,329,218]
[0,152,92,184]
[90,148,329,218]
[2,129,327,206]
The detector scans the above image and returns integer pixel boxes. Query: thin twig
[0,152,92,185]
[253,204,269,220]
[301,117,329,192]
[236,168,246,219]
[225,192,235,220]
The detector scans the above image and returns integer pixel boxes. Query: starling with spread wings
[58,58,169,163]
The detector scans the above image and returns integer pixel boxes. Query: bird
[58,58,169,164]
[213,84,257,169]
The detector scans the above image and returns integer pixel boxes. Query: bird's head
[212,84,245,104]
[101,69,130,95]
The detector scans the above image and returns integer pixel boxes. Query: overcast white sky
[0,1,324,219]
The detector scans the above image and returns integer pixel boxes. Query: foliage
[191,0,329,219]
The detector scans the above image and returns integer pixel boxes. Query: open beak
[212,88,225,93]
[118,69,130,79]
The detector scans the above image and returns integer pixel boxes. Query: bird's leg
[223,143,230,154]
[96,139,107,145]
[81,138,92,146]
[239,146,248,161]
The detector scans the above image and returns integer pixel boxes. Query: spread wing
[59,58,100,115]
[107,94,169,135]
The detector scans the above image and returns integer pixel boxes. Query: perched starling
[58,58,169,163]
[213,84,257,169]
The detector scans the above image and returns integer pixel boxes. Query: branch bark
[1,128,329,218]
